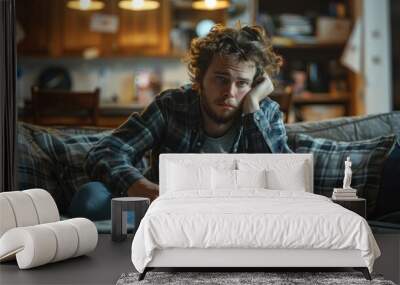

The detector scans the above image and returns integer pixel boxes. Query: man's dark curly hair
[185,24,282,90]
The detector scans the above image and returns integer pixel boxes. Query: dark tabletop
[0,234,134,285]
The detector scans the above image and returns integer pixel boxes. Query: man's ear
[193,82,200,91]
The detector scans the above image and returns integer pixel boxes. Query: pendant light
[192,0,229,10]
[118,0,160,11]
[67,0,105,11]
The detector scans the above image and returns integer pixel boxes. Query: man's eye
[237,81,249,88]
[216,76,229,84]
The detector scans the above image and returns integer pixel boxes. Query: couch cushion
[17,123,67,212]
[34,130,112,197]
[369,220,400,234]
[17,123,148,211]
[293,133,396,217]
[285,112,400,148]
[34,129,148,197]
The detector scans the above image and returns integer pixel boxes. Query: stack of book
[332,188,358,200]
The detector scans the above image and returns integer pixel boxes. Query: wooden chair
[269,88,293,123]
[31,86,100,126]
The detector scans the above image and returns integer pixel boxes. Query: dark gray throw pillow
[293,133,396,217]
[375,141,400,219]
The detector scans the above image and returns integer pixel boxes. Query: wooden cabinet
[115,0,170,55]
[16,0,56,56]
[16,0,171,57]
[60,2,105,55]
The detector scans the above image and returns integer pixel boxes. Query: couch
[17,111,400,231]
[285,111,400,232]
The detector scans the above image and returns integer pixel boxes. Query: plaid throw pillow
[293,133,396,216]
[17,123,69,212]
[17,124,58,196]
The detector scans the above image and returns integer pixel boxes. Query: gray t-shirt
[200,124,239,153]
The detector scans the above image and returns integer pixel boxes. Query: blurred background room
[15,0,399,127]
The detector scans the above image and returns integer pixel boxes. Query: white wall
[363,0,392,113]
[16,57,189,108]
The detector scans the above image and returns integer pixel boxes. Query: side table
[331,197,366,218]
[111,197,150,242]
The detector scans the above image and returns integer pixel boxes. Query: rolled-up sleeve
[242,99,292,153]
[84,99,166,195]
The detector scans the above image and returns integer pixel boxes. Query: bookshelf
[256,0,357,121]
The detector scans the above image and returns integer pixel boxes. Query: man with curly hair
[85,24,292,201]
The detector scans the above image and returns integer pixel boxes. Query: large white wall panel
[363,0,392,113]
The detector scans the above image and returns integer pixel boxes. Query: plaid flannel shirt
[85,85,292,195]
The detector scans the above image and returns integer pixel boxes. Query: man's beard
[200,95,241,124]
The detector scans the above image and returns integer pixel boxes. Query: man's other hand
[128,178,159,202]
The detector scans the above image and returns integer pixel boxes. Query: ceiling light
[192,0,230,10]
[118,0,160,11]
[67,0,105,11]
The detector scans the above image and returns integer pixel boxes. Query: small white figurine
[342,156,353,189]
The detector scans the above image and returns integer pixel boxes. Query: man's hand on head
[243,75,274,114]
[128,178,159,202]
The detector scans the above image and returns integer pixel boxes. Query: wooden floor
[0,235,134,285]
[0,234,399,285]
[373,234,400,284]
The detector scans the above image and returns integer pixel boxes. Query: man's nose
[224,83,237,98]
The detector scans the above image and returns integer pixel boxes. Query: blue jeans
[67,182,137,224]
[68,182,112,221]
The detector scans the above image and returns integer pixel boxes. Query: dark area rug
[116,271,396,285]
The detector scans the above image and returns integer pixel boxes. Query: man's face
[200,55,256,124]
